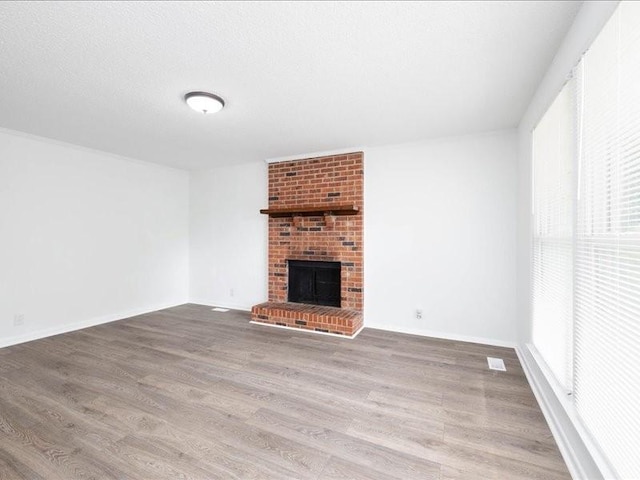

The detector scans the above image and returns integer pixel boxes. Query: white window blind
[532,77,576,391]
[574,3,640,478]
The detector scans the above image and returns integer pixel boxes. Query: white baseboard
[249,320,364,339]
[189,299,252,312]
[516,344,614,480]
[365,323,516,348]
[0,301,185,349]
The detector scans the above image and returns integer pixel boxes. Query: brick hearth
[251,152,364,336]
[251,302,363,337]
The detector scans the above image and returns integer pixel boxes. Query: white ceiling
[0,1,581,170]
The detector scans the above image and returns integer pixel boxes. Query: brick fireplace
[250,152,364,337]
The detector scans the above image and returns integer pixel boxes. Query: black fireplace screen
[287,260,341,307]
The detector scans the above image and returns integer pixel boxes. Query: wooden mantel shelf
[260,204,359,218]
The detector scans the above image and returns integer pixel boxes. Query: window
[574,4,640,478]
[531,2,640,478]
[532,77,576,391]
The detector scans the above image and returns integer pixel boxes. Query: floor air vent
[487,357,506,371]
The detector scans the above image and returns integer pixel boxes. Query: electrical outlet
[230,288,235,297]
[13,314,24,326]
[416,309,422,319]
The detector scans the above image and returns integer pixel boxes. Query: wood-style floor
[0,304,570,479]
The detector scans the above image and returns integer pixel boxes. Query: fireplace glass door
[287,260,341,307]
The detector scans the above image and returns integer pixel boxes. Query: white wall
[365,130,518,346]
[0,128,189,347]
[189,161,268,310]
[189,132,517,346]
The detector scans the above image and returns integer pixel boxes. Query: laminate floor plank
[0,304,570,479]
[443,423,568,473]
[317,455,404,480]
[0,447,47,480]
[246,408,442,480]
[207,377,356,433]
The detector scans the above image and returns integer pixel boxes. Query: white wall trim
[365,324,516,348]
[516,344,616,480]
[189,300,252,312]
[250,320,364,339]
[0,302,185,349]
[265,147,365,164]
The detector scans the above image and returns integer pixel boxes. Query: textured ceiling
[0,1,581,170]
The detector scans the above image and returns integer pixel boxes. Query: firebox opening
[287,260,341,307]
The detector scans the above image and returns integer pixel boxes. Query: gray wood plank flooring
[0,304,570,479]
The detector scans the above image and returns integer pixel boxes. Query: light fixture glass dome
[184,91,225,114]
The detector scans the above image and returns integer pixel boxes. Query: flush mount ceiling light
[184,91,225,114]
